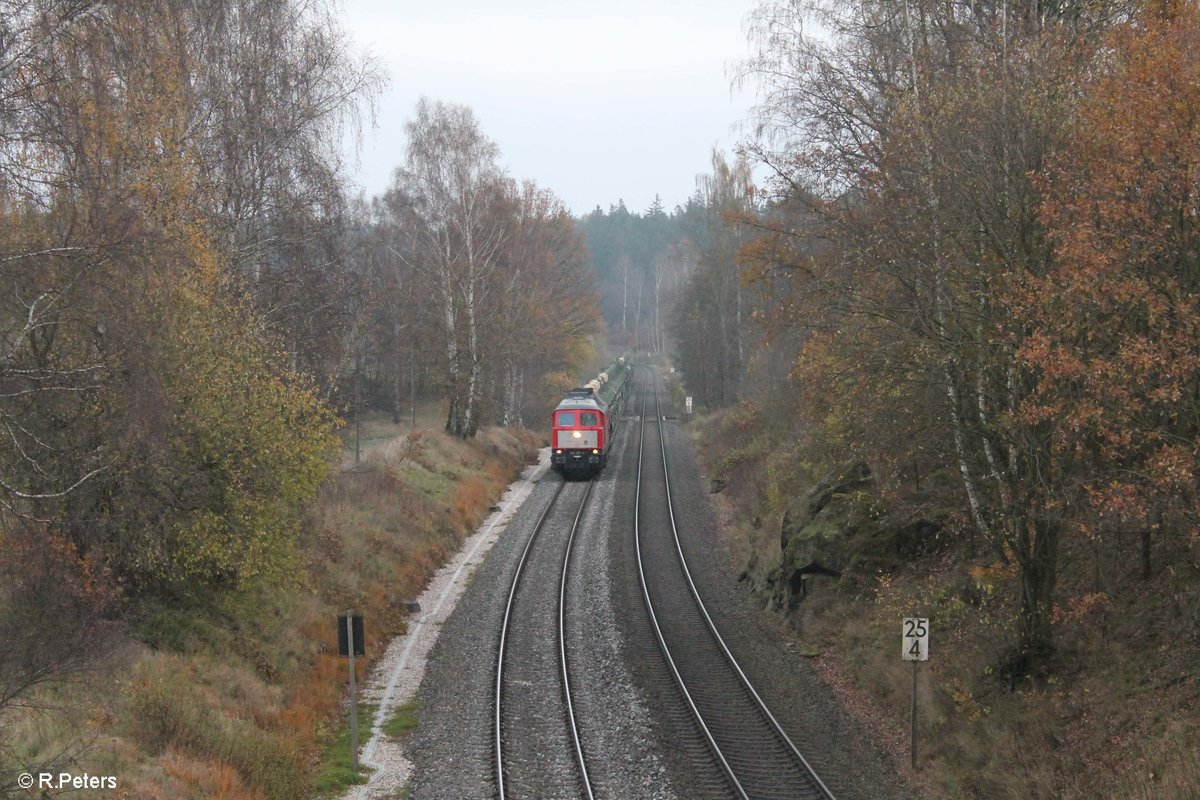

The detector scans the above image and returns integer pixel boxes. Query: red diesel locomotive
[551,387,613,477]
[550,358,630,477]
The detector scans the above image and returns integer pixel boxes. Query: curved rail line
[559,479,597,800]
[633,367,837,800]
[494,476,597,800]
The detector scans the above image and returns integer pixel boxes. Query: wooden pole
[910,659,918,770]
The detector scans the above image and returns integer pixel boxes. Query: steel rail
[641,366,838,800]
[493,475,598,800]
[632,370,749,800]
[494,478,563,800]
[560,477,598,800]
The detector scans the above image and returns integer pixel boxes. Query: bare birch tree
[493,180,597,427]
[671,151,756,406]
[738,0,1129,672]
[390,99,508,437]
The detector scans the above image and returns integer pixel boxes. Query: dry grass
[786,532,1200,800]
[159,750,261,800]
[451,477,497,528]
[13,419,539,799]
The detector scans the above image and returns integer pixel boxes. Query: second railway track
[633,369,836,800]
[493,365,837,800]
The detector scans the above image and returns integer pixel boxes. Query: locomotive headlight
[592,449,599,454]
[572,430,582,439]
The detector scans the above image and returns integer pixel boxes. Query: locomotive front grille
[554,429,599,449]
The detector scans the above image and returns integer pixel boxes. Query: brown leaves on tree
[1015,5,1200,530]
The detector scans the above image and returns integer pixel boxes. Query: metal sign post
[348,613,358,772]
[902,617,929,769]
[338,613,365,772]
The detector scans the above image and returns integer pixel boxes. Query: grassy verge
[4,419,537,799]
[313,698,376,797]
[382,699,419,740]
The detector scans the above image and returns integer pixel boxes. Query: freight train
[551,357,630,477]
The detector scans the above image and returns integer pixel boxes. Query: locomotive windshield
[580,412,598,426]
[557,412,575,426]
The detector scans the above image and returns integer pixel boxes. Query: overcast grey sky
[339,0,758,216]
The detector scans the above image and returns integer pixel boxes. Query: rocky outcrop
[778,460,873,558]
[763,461,944,617]
[763,462,873,614]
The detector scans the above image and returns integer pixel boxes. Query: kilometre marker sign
[902,617,929,661]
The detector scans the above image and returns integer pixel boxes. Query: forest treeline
[637,0,1200,678]
[0,0,598,739]
[577,151,760,409]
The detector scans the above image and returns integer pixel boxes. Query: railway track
[494,476,597,800]
[634,369,837,800]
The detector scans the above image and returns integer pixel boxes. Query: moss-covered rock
[764,461,945,616]
[779,461,873,557]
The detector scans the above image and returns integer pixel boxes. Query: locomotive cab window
[580,412,598,426]
[557,412,575,426]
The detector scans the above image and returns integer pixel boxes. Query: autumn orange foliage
[1012,5,1200,533]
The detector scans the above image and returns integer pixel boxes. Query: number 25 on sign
[902,617,929,661]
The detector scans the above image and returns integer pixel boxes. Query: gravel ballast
[338,450,551,800]
[648,397,918,800]
[358,369,916,799]
[403,407,678,800]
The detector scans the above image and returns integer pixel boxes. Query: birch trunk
[442,267,462,436]
[501,359,521,427]
[393,319,404,425]
[463,279,480,438]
